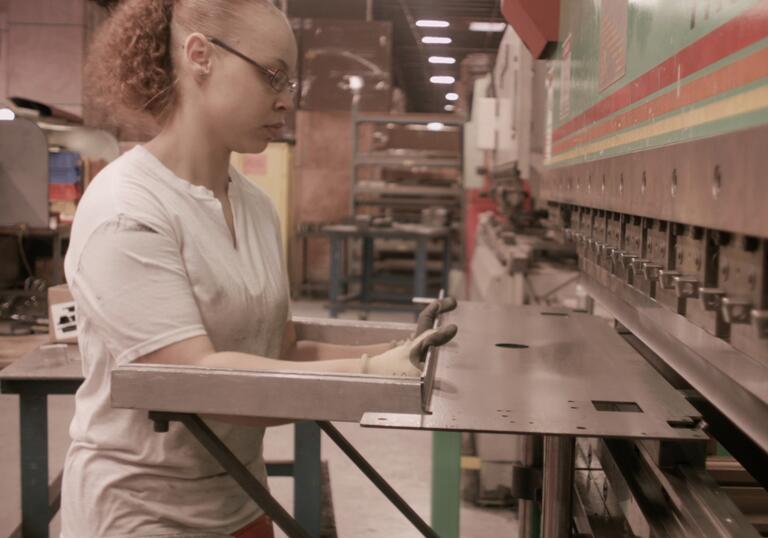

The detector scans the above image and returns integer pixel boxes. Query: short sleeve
[70,215,207,365]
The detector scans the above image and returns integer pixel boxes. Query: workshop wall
[2,0,86,117]
[290,111,355,290]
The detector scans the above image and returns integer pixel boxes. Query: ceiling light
[347,75,364,91]
[445,92,459,101]
[0,108,15,121]
[444,104,456,112]
[430,76,455,84]
[422,36,452,45]
[429,56,456,64]
[469,21,507,32]
[416,19,449,28]
[427,122,444,131]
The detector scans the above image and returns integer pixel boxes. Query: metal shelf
[353,113,465,126]
[354,198,462,208]
[354,184,463,197]
[354,153,461,168]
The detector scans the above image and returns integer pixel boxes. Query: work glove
[363,324,458,377]
[415,297,458,336]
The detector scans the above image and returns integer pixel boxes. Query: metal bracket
[722,297,752,324]
[658,270,681,290]
[673,276,700,299]
[642,262,662,281]
[699,287,725,311]
[630,258,650,275]
[511,464,542,501]
[619,252,639,269]
[750,309,768,338]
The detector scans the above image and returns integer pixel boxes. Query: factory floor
[0,300,518,537]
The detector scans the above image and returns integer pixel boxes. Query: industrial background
[0,0,767,537]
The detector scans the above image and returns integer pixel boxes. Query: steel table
[323,224,452,317]
[1,319,386,538]
[0,343,81,538]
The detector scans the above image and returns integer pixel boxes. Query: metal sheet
[111,317,425,422]
[362,302,705,441]
[112,366,423,422]
[579,265,768,454]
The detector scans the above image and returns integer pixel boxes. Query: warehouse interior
[1,0,767,537]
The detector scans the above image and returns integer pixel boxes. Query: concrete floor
[0,300,518,537]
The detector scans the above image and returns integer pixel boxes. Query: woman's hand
[415,297,458,336]
[362,324,458,377]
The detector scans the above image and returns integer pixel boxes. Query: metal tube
[294,422,322,537]
[163,413,311,538]
[19,392,50,538]
[317,421,439,538]
[518,435,543,538]
[541,435,575,538]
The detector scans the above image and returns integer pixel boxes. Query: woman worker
[60,1,457,536]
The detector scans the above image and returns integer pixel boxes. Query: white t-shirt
[61,146,290,537]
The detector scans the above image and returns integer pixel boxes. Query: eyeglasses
[206,36,298,94]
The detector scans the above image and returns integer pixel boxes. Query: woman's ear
[183,32,213,79]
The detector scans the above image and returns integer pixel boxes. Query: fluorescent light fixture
[416,19,449,28]
[430,75,455,84]
[347,75,364,91]
[429,56,456,65]
[444,104,456,112]
[426,122,444,131]
[0,108,15,121]
[422,36,452,44]
[445,92,459,101]
[469,21,507,32]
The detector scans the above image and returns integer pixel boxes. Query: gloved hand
[415,297,458,336]
[363,324,458,377]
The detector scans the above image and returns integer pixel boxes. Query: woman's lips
[264,124,285,137]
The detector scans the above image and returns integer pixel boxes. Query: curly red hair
[85,0,276,128]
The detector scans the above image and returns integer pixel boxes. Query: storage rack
[350,113,465,299]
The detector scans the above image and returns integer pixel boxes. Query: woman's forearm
[199,350,365,373]
[288,340,395,361]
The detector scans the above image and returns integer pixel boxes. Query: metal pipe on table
[541,435,575,538]
[316,421,439,538]
[151,413,311,538]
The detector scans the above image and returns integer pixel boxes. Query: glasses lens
[272,70,289,92]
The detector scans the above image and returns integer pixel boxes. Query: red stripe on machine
[553,0,768,144]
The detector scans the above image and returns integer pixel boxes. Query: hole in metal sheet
[496,343,529,349]
[501,415,509,418]
[592,400,643,413]
[577,426,587,430]
[541,312,569,317]
[667,419,697,429]
[570,407,578,410]
[377,417,388,421]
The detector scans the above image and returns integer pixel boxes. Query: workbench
[323,224,452,317]
[0,325,377,538]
